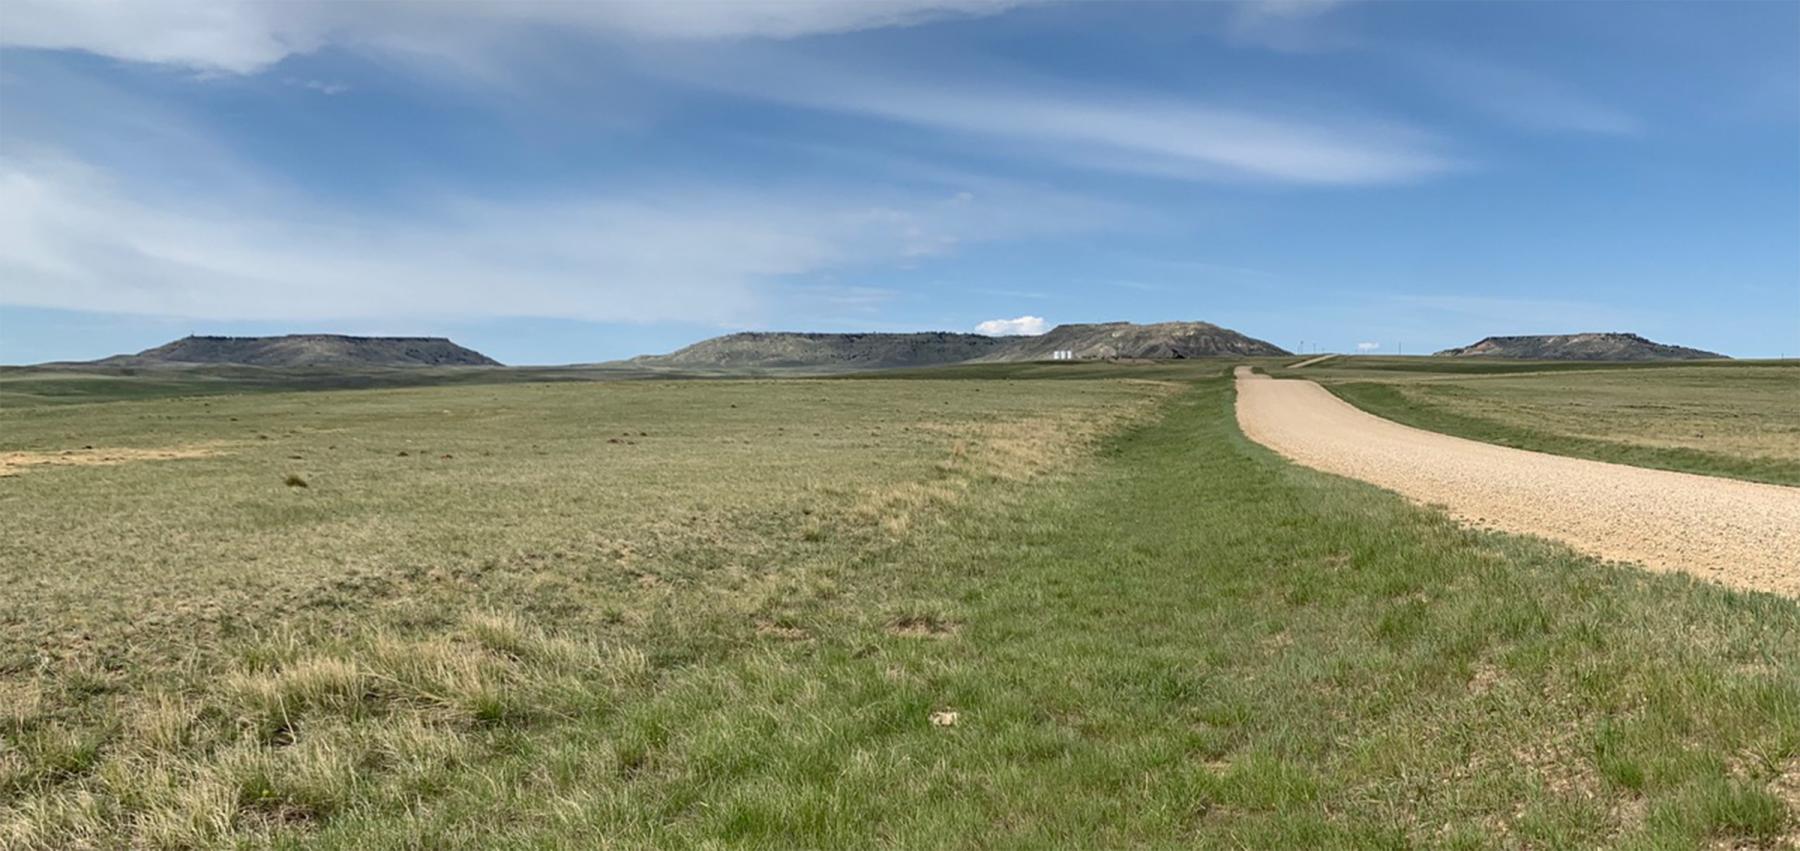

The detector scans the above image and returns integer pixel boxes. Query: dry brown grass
[852,383,1177,536]
[0,445,224,476]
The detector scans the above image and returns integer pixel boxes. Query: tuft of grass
[227,657,368,741]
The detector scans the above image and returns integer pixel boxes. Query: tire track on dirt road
[1233,366,1800,597]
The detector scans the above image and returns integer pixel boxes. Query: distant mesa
[1434,333,1726,361]
[631,331,1004,370]
[976,321,1290,361]
[90,334,501,368]
[57,322,1291,372]
[632,321,1290,370]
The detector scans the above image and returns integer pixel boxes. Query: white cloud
[1356,341,1380,352]
[976,315,1047,336]
[0,0,1039,73]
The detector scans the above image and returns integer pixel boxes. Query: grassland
[1287,359,1800,487]
[0,358,965,409]
[2,367,1796,848]
[0,364,728,408]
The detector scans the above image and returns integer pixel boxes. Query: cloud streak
[676,57,1456,185]
[4,1,1458,188]
[0,155,1116,325]
[0,0,1042,73]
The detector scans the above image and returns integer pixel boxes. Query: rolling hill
[1434,333,1725,361]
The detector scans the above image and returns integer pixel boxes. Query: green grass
[1290,356,1777,377]
[2,371,1796,848]
[0,363,687,408]
[1288,362,1800,486]
[0,358,1092,409]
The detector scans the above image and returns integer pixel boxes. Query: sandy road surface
[1285,354,1339,369]
[1233,367,1800,597]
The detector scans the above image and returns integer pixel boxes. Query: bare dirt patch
[0,446,223,476]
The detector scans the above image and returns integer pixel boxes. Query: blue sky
[1,0,1795,364]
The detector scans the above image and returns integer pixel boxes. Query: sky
[1,0,1796,364]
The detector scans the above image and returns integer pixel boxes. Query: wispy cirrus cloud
[675,58,1456,185]
[0,153,1118,325]
[4,0,1458,189]
[0,0,1044,73]
[1219,2,1639,137]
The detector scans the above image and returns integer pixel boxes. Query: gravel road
[1285,354,1339,369]
[1233,367,1800,597]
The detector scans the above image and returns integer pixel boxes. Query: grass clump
[226,657,369,741]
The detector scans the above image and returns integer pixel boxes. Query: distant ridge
[632,331,1003,370]
[979,321,1290,361]
[1434,333,1725,361]
[89,335,501,367]
[631,321,1289,370]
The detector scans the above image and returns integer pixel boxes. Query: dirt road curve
[1233,367,1800,597]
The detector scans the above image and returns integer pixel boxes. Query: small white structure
[1051,350,1076,361]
